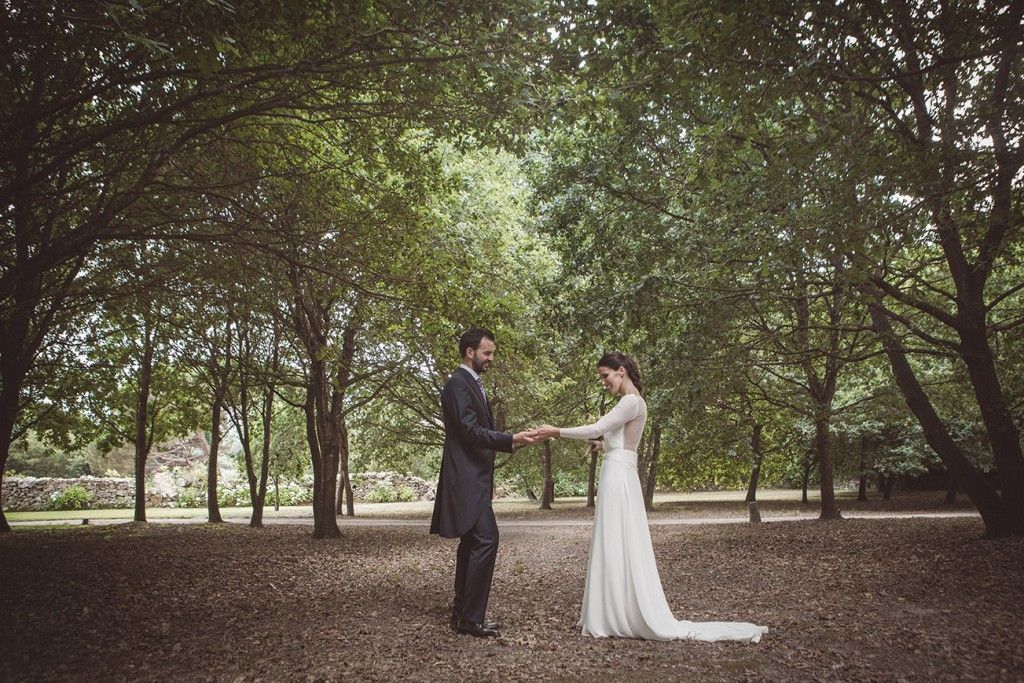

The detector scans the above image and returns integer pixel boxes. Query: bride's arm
[552,395,640,440]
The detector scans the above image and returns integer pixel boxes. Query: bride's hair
[597,352,643,395]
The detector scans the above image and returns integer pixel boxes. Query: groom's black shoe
[450,614,501,631]
[455,618,500,638]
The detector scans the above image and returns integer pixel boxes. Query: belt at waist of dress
[604,448,638,467]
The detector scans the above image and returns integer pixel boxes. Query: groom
[430,327,536,637]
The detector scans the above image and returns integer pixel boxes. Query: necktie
[476,377,486,399]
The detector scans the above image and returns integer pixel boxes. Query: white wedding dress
[560,393,768,643]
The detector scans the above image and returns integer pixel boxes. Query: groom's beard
[472,359,490,374]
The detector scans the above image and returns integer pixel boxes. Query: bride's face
[598,365,625,395]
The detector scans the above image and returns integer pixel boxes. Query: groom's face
[467,338,495,374]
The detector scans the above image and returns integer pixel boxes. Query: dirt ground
[2,509,1022,681]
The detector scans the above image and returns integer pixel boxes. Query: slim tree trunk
[540,441,554,510]
[801,452,816,505]
[274,474,280,511]
[857,438,868,502]
[339,421,354,517]
[643,425,661,511]
[251,386,272,529]
[867,297,1010,536]
[342,466,350,516]
[207,393,224,523]
[133,321,155,523]
[745,422,763,504]
[882,476,895,501]
[586,449,598,508]
[945,473,958,505]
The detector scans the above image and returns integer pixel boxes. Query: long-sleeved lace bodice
[559,394,647,452]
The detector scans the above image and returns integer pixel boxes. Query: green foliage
[7,433,92,477]
[363,481,418,504]
[553,470,588,498]
[176,486,205,509]
[48,485,93,511]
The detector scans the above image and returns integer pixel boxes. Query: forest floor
[2,501,1022,682]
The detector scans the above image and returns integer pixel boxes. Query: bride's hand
[533,425,559,440]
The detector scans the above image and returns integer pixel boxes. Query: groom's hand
[513,430,538,445]
[532,425,559,440]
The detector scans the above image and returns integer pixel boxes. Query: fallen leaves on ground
[1,514,1022,681]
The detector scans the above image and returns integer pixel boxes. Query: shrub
[364,482,399,503]
[396,484,418,502]
[272,481,313,507]
[176,486,205,509]
[553,470,588,498]
[48,485,93,511]
[364,481,420,503]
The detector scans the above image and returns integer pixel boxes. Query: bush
[364,482,399,503]
[396,484,418,502]
[176,486,205,509]
[553,470,588,498]
[48,485,93,511]
[272,481,313,506]
[363,481,419,504]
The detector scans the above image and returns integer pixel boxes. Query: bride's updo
[597,352,643,395]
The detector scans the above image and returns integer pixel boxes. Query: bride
[531,352,768,643]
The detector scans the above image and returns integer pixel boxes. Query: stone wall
[350,471,436,501]
[3,476,143,511]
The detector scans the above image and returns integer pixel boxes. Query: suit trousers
[452,503,499,624]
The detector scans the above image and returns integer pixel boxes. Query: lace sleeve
[558,395,640,440]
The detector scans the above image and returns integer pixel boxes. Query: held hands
[512,425,559,446]
[531,425,560,440]
[512,430,539,445]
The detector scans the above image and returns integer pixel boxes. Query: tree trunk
[0,392,18,533]
[586,449,598,508]
[340,421,354,517]
[801,452,816,505]
[540,441,554,510]
[306,369,342,539]
[0,259,46,533]
[957,323,1024,533]
[643,425,661,512]
[882,475,895,501]
[945,473,958,505]
[133,322,155,523]
[745,422,763,503]
[206,393,224,522]
[0,370,25,533]
[857,437,868,502]
[867,298,1010,536]
[815,414,842,520]
[274,474,280,511]
[250,376,275,529]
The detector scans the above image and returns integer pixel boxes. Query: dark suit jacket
[430,367,514,538]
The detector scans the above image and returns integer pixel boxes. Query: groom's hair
[459,327,495,358]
